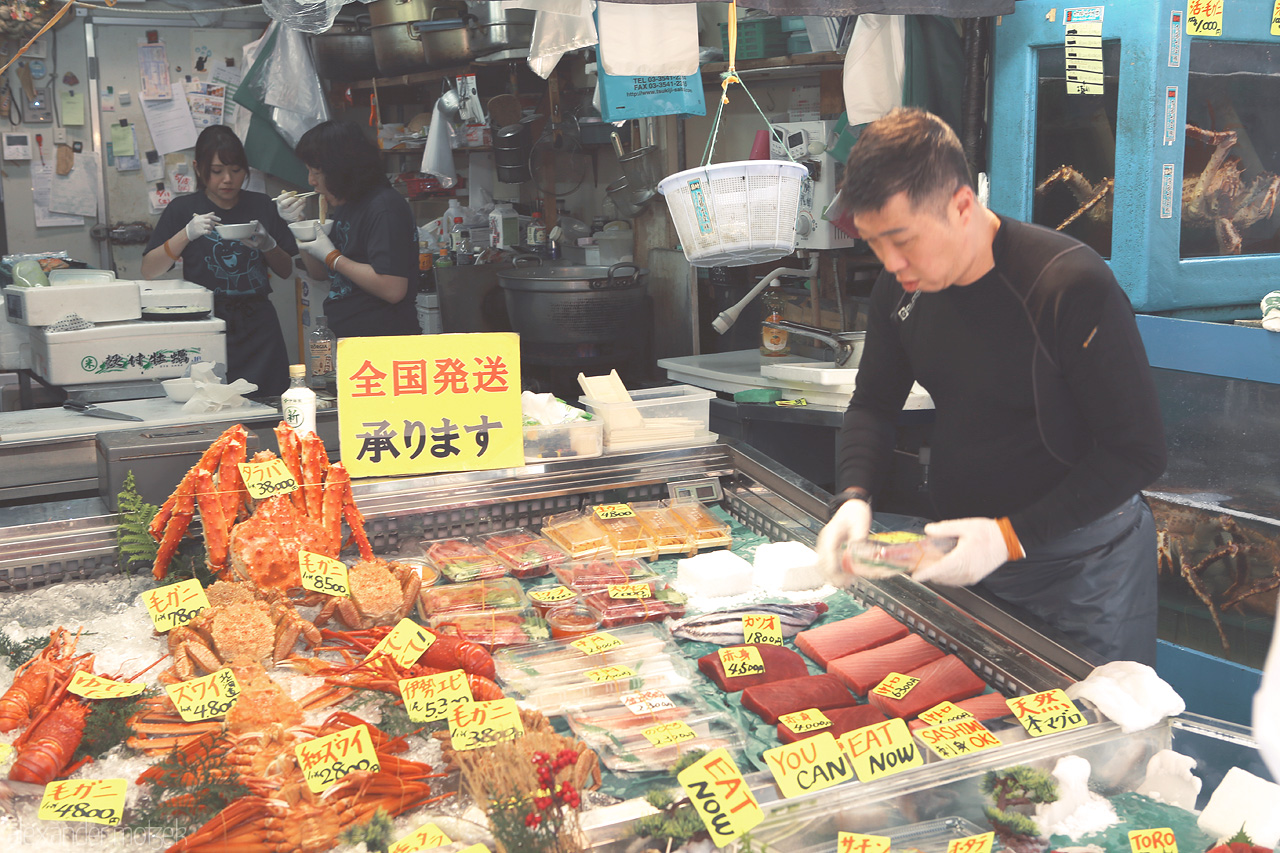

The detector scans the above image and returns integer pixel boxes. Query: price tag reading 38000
[449,698,525,751]
[238,457,300,500]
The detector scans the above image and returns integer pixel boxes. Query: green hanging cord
[700,73,799,168]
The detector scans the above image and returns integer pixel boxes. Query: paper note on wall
[142,150,164,182]
[49,152,99,217]
[139,42,173,100]
[115,127,141,172]
[209,61,242,131]
[33,165,83,227]
[60,90,84,125]
[141,95,198,155]
[184,81,225,128]
[110,123,136,157]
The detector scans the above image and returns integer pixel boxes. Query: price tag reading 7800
[238,458,299,501]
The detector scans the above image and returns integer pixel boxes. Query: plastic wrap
[525,2,598,79]
[237,22,330,147]
[261,0,347,35]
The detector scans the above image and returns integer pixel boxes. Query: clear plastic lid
[552,557,656,592]
[587,511,659,560]
[420,577,529,617]
[428,608,549,649]
[632,502,698,556]
[494,623,679,684]
[581,585,688,628]
[422,536,508,583]
[501,654,699,715]
[540,510,612,558]
[566,694,747,772]
[476,527,568,579]
[843,531,957,579]
[668,500,733,549]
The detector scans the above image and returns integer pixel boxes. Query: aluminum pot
[369,0,434,27]
[370,0,471,76]
[497,259,647,346]
[311,18,378,81]
[467,1,534,55]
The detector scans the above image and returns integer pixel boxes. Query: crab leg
[274,422,307,514]
[194,469,229,572]
[301,431,330,519]
[153,478,196,579]
[217,426,250,523]
[328,463,373,560]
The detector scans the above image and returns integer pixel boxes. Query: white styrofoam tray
[3,280,142,326]
[760,360,860,386]
[0,314,31,370]
[138,279,214,313]
[29,318,227,386]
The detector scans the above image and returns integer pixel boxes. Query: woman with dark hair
[291,120,420,338]
[141,125,297,396]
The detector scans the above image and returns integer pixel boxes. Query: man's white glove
[185,211,221,241]
[298,229,338,266]
[816,497,872,585]
[276,192,307,223]
[240,220,277,253]
[912,516,1023,586]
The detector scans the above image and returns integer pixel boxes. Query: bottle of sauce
[760,284,791,357]
[528,212,547,249]
[281,364,317,436]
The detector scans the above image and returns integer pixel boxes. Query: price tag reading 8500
[38,778,127,826]
[299,550,350,598]
[238,458,300,501]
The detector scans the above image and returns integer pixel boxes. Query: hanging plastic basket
[658,160,808,268]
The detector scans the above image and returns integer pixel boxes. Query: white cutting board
[0,398,278,442]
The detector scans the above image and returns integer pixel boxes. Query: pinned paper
[115,128,141,172]
[138,42,172,100]
[110,122,135,158]
[59,90,84,125]
[148,182,173,214]
[50,151,99,217]
[141,94,198,156]
[142,150,164,182]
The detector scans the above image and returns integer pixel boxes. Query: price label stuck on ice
[840,718,921,782]
[571,632,623,655]
[870,672,919,701]
[449,698,524,752]
[837,833,891,853]
[642,720,697,747]
[38,778,127,826]
[1129,827,1179,853]
[166,668,240,722]
[296,723,380,793]
[742,613,783,646]
[68,671,146,700]
[677,748,763,847]
[238,457,300,501]
[946,831,995,853]
[779,708,832,734]
[144,578,210,632]
[399,669,474,723]
[1006,689,1088,737]
[390,821,453,853]
[608,583,652,600]
[622,689,676,715]
[718,646,765,678]
[585,664,636,683]
[299,550,350,597]
[593,503,635,520]
[367,618,435,668]
[916,718,1002,760]
[528,585,575,604]
[763,731,854,798]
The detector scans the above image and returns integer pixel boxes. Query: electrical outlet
[52,127,66,145]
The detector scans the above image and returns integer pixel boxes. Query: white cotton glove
[298,229,338,265]
[240,220,277,253]
[816,497,873,586]
[276,192,307,223]
[185,211,221,241]
[912,517,1020,587]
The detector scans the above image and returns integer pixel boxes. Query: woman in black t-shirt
[292,120,421,338]
[142,126,297,396]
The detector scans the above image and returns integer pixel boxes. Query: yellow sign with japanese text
[144,578,210,632]
[836,833,891,853]
[38,778,127,826]
[1006,688,1088,737]
[338,333,523,478]
[390,821,453,853]
[400,670,474,723]
[448,698,525,751]
[296,723,381,793]
[946,831,995,853]
[300,550,350,597]
[68,671,146,700]
[165,668,241,721]
[367,618,435,668]
[1186,0,1223,37]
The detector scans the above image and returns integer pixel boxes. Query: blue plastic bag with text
[598,68,706,121]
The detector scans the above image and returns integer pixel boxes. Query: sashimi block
[697,643,810,693]
[867,654,986,719]
[908,692,1013,730]
[829,633,944,695]
[741,673,857,724]
[777,703,889,744]
[794,605,909,668]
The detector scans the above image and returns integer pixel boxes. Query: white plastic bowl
[288,219,334,242]
[161,377,197,402]
[215,222,255,240]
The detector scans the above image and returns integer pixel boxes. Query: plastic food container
[843,532,957,579]
[395,557,441,587]
[545,603,603,639]
[422,536,507,582]
[552,558,655,592]
[632,502,697,556]
[668,500,733,550]
[493,623,679,686]
[523,419,604,462]
[580,385,716,452]
[582,585,688,628]
[588,511,658,560]
[500,654,699,715]
[477,527,567,579]
[429,608,549,649]
[567,697,747,772]
[4,277,139,326]
[420,577,528,617]
[540,510,612,558]
[526,583,582,617]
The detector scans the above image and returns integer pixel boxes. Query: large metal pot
[370,0,472,76]
[368,0,434,27]
[311,18,378,81]
[467,2,535,55]
[497,260,647,346]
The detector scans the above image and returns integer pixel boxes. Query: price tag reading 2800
[238,458,299,500]
[296,723,380,793]
[299,550,350,597]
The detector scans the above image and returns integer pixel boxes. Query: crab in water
[1182,123,1280,255]
[312,557,422,629]
[1035,165,1114,232]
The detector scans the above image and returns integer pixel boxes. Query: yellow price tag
[642,720,698,747]
[367,618,435,668]
[779,708,832,734]
[870,672,920,701]
[295,723,380,793]
[775,398,808,407]
[1129,828,1179,853]
[448,698,524,751]
[742,613,783,646]
[399,669,474,723]
[868,531,925,545]
[718,646,766,678]
[299,550,350,597]
[763,731,854,798]
[165,668,240,721]
[528,585,575,604]
[238,457,300,501]
[840,718,922,782]
[1273,1,1280,37]
[918,700,974,727]
[0,743,11,763]
[458,846,493,853]
[622,689,677,715]
[916,717,1002,760]
[594,503,635,520]
[68,671,145,700]
[837,833,891,853]
[1006,688,1088,737]
[585,664,636,683]
[608,582,652,600]
[390,821,453,853]
[38,778,127,826]
[677,748,764,847]
[1186,0,1222,36]
[946,831,995,853]
[143,578,210,632]
[570,632,623,655]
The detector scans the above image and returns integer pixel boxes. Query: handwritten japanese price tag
[1129,828,1178,853]
[836,833,891,853]
[237,457,300,500]
[594,503,635,520]
[742,613,783,646]
[458,846,493,853]
[528,585,575,605]
[570,632,623,655]
[144,578,210,632]
[677,748,763,847]
[0,743,11,763]
[1273,0,1280,36]
[449,698,524,751]
[585,664,636,683]
[718,646,765,678]
[622,689,677,715]
[367,618,435,668]
[918,701,974,727]
[400,669,474,723]
[389,821,453,853]
[165,668,240,721]
[840,718,921,782]
[299,550,350,597]
[38,778,127,826]
[296,723,381,793]
[1006,688,1087,737]
[779,708,832,734]
[870,672,919,701]
[946,831,994,853]
[608,582,652,600]
[642,720,697,747]
[915,717,1002,760]
[68,671,146,700]
[763,731,854,798]
[1185,0,1222,36]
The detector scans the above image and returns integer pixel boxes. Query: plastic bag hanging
[527,1,599,79]
[596,1,699,77]
[260,0,345,34]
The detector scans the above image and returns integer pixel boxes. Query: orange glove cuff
[996,517,1025,561]
[325,250,342,270]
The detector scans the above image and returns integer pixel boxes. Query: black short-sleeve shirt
[323,185,421,338]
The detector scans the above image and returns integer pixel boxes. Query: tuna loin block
[867,654,986,719]
[698,643,810,692]
[794,605,909,668]
[829,632,944,695]
[777,703,889,744]
[741,673,858,724]
[908,691,1013,730]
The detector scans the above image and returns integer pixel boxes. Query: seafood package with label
[494,623,680,683]
[420,576,529,617]
[540,509,612,558]
[526,582,584,616]
[668,500,733,550]
[668,602,829,645]
[632,501,698,556]
[501,653,701,715]
[553,557,657,592]
[697,643,810,692]
[843,531,957,578]
[566,690,746,772]
[477,527,569,578]
[429,607,550,649]
[422,535,508,583]
[588,510,659,560]
[582,584,688,628]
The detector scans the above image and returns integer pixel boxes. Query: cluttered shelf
[700,49,844,79]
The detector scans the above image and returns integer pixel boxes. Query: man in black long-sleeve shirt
[816,108,1166,665]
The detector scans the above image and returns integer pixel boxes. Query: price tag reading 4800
[238,458,300,501]
[165,668,241,722]
[38,778,127,826]
[296,723,381,793]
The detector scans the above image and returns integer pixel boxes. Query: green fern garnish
[117,471,160,575]
[338,808,394,852]
[0,631,56,668]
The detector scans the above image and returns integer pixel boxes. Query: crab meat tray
[552,557,659,592]
[419,576,529,616]
[421,534,508,582]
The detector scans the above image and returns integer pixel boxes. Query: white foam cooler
[138,280,214,315]
[3,278,141,326]
[29,317,226,385]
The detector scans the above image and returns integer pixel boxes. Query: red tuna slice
[794,606,908,668]
[776,703,889,744]
[828,633,944,695]
[867,654,986,719]
[741,673,857,724]
[698,643,810,693]
[908,692,1013,730]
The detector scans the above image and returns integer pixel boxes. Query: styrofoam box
[0,314,31,370]
[523,419,603,462]
[3,280,142,326]
[138,280,214,313]
[580,385,716,451]
[29,318,226,385]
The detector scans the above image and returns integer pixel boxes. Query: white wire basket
[657,160,808,268]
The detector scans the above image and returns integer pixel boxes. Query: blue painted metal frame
[1157,639,1262,727]
[1138,314,1280,384]
[990,1,1280,315]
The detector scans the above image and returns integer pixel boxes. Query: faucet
[761,320,865,367]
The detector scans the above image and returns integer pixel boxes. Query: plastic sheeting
[260,0,352,34]
[596,2,699,77]
[589,0,1013,13]
[236,22,330,148]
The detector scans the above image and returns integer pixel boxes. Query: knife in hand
[63,400,145,422]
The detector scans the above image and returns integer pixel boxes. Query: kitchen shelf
[700,50,844,82]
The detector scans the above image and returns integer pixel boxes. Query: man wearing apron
[816,109,1167,665]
